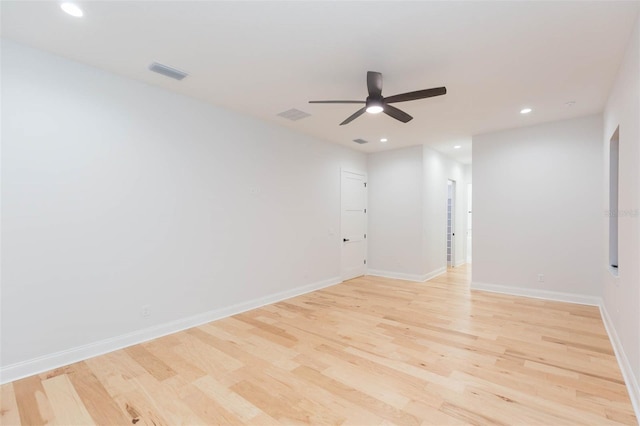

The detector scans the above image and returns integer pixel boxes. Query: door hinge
[364,233,367,239]
[364,259,367,265]
[364,182,367,188]
[364,208,367,213]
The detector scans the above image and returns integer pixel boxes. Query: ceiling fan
[309,71,446,125]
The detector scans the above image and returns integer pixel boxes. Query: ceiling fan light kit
[309,71,446,125]
[365,100,384,114]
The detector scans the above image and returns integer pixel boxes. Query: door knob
[343,238,350,242]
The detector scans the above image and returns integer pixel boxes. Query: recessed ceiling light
[520,108,532,114]
[380,138,388,143]
[454,145,461,149]
[61,2,83,17]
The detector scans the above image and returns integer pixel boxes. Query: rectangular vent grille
[353,138,368,144]
[149,62,188,80]
[277,108,311,121]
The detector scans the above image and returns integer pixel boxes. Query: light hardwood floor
[1,265,637,425]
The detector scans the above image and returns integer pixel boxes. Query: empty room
[1,1,639,425]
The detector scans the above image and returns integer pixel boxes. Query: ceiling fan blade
[340,107,367,125]
[384,87,447,104]
[309,100,365,104]
[383,104,413,123]
[367,71,383,97]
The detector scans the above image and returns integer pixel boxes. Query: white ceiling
[2,1,639,164]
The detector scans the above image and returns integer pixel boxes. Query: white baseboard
[470,281,601,306]
[367,269,425,282]
[367,266,447,283]
[454,259,466,267]
[0,276,342,385]
[600,304,640,419]
[423,267,448,281]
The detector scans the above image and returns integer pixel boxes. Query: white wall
[0,40,366,378]
[367,144,468,280]
[367,146,424,277]
[603,14,640,408]
[472,115,603,300]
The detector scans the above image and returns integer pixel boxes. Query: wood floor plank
[171,332,244,377]
[292,365,420,425]
[0,383,21,425]
[143,343,207,383]
[41,374,95,425]
[125,345,177,382]
[180,385,244,425]
[3,265,637,425]
[12,374,54,425]
[192,374,266,423]
[113,389,169,426]
[83,352,142,399]
[65,362,130,424]
[132,373,207,425]
[230,379,307,423]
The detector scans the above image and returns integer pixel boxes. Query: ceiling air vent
[148,62,188,80]
[277,109,311,121]
[353,138,368,144]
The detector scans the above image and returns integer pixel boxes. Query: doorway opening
[466,183,472,264]
[447,180,456,267]
[609,127,619,275]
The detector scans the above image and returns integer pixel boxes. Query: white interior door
[341,170,367,281]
